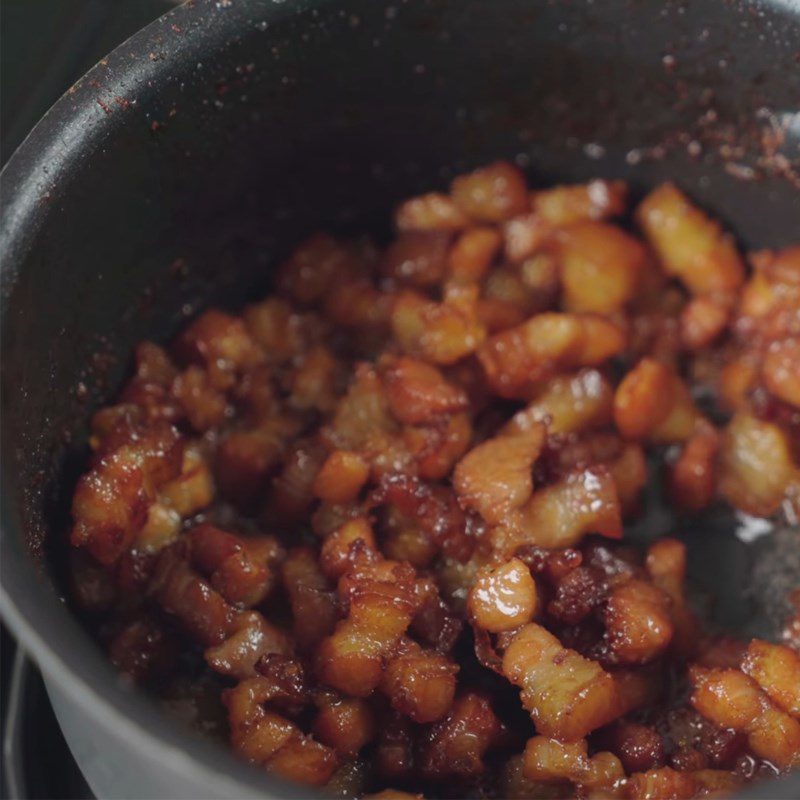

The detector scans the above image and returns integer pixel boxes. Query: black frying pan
[1,1,799,797]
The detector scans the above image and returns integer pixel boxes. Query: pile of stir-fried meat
[68,162,800,798]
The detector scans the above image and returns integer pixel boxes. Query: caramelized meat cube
[419,692,505,778]
[646,538,703,660]
[171,366,227,431]
[668,422,720,512]
[448,226,502,284]
[556,222,645,315]
[391,287,486,365]
[478,312,625,398]
[510,465,623,550]
[276,234,357,306]
[173,309,262,387]
[637,183,745,295]
[70,446,150,566]
[532,179,627,226]
[313,450,371,505]
[627,767,699,800]
[450,161,529,223]
[282,547,339,651]
[502,623,620,741]
[316,561,418,697]
[603,721,665,774]
[614,358,699,443]
[313,691,376,758]
[149,548,236,646]
[187,523,281,608]
[394,192,469,232]
[72,424,183,565]
[718,413,799,517]
[467,558,538,633]
[319,518,377,581]
[506,369,614,436]
[381,638,458,723]
[763,339,800,409]
[224,659,337,785]
[383,232,451,287]
[690,666,800,769]
[522,736,624,791]
[382,356,468,425]
[741,639,800,718]
[453,423,545,526]
[599,578,674,665]
[680,295,730,350]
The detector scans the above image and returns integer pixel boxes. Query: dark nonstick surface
[1,1,799,797]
